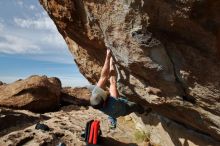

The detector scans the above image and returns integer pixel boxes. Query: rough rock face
[39,0,220,141]
[0,75,61,112]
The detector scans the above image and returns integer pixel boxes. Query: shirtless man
[89,49,144,129]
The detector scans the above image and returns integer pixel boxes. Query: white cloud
[0,19,4,31]
[0,35,41,54]
[0,4,44,55]
[30,55,74,64]
[14,14,57,32]
[29,5,36,10]
[13,13,66,48]
[0,6,69,60]
[41,33,66,47]
[0,1,87,87]
[16,0,23,7]
[0,25,45,55]
[0,23,4,31]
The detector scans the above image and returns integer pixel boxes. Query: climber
[88,49,144,129]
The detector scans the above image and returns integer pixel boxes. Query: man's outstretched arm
[97,49,111,89]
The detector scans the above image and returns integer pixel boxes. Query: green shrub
[134,130,150,142]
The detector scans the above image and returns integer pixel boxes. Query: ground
[0,106,149,146]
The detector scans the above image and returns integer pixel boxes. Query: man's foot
[108,117,117,130]
[109,122,116,129]
[107,49,111,58]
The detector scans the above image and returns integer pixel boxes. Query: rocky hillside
[39,0,220,142]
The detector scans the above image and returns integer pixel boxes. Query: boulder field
[39,0,220,142]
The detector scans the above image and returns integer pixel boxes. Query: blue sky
[0,0,89,87]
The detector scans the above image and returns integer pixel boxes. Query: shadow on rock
[100,137,138,146]
[61,105,89,112]
[137,112,220,146]
[160,118,220,146]
[0,108,50,136]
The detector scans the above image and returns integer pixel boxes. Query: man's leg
[108,57,144,116]
[109,57,119,98]
[108,57,119,129]
[97,49,111,89]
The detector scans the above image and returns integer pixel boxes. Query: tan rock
[39,0,220,141]
[0,75,61,112]
[0,108,44,137]
[125,115,132,121]
[61,87,91,106]
[0,106,219,146]
[0,106,141,146]
[130,113,220,146]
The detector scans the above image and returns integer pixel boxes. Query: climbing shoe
[108,117,117,129]
[109,123,116,129]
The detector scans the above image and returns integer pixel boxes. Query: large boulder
[61,87,91,106]
[0,75,61,112]
[39,0,220,141]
